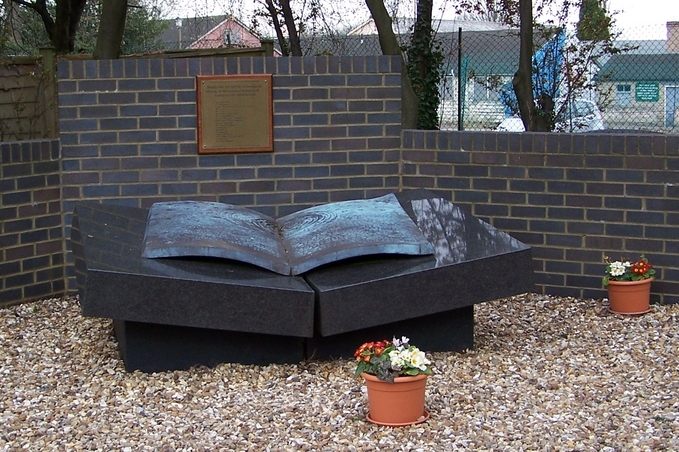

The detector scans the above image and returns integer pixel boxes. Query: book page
[278,193,434,275]
[141,201,290,275]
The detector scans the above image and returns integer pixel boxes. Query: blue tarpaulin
[500,30,566,116]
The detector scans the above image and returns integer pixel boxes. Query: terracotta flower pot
[361,372,429,426]
[607,278,653,315]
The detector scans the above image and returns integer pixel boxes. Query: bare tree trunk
[93,0,128,59]
[53,0,73,53]
[365,0,419,129]
[412,0,432,85]
[67,0,86,51]
[265,0,289,56]
[513,0,536,131]
[409,0,441,129]
[513,0,552,131]
[15,0,87,53]
[279,0,302,56]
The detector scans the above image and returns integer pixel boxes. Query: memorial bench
[71,190,533,372]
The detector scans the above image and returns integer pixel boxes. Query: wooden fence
[0,48,58,142]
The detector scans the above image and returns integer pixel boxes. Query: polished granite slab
[305,190,533,338]
[71,202,316,338]
[71,190,533,372]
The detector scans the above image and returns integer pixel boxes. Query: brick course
[1,140,64,306]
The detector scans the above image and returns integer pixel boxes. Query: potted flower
[603,255,655,315]
[354,336,432,426]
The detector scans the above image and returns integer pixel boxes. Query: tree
[117,0,166,54]
[87,0,167,55]
[254,0,321,56]
[278,0,301,56]
[364,0,419,128]
[263,0,290,55]
[508,0,618,131]
[405,0,443,129]
[513,0,546,131]
[7,0,87,53]
[264,0,302,56]
[576,0,610,41]
[1,1,53,54]
[93,0,127,58]
[361,0,448,129]
[455,0,517,24]
[2,0,167,56]
[252,0,367,57]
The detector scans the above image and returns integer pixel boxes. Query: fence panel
[0,51,57,141]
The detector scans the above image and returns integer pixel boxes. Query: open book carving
[141,193,435,275]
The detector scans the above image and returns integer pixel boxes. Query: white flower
[389,350,404,369]
[609,261,630,277]
[409,350,430,371]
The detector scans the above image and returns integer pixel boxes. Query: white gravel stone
[1,294,678,450]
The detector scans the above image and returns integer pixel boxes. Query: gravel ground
[1,294,678,451]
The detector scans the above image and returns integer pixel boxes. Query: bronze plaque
[196,75,273,154]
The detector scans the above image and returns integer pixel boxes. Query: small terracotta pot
[607,278,653,315]
[361,372,429,426]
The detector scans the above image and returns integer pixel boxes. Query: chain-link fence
[301,24,678,134]
[434,25,679,133]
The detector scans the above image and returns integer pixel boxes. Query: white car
[496,99,605,132]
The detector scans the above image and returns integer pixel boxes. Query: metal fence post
[457,27,462,131]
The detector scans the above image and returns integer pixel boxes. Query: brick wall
[402,130,679,304]
[57,56,403,217]
[0,140,64,307]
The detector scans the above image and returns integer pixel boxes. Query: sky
[167,0,679,40]
[605,0,679,38]
[609,0,679,28]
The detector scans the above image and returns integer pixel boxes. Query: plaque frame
[196,74,273,154]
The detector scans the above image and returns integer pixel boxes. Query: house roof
[192,15,261,44]
[596,53,679,82]
[348,18,510,35]
[189,15,262,49]
[299,34,385,56]
[446,30,524,76]
[160,15,228,49]
[615,40,668,54]
[301,29,525,76]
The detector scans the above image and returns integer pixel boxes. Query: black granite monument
[71,190,533,372]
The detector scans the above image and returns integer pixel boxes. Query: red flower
[631,260,652,275]
[354,340,391,361]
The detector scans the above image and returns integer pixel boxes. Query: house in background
[189,16,263,49]
[161,15,276,53]
[161,16,227,50]
[596,22,679,130]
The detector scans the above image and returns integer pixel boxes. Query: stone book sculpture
[73,190,533,372]
[141,193,435,276]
